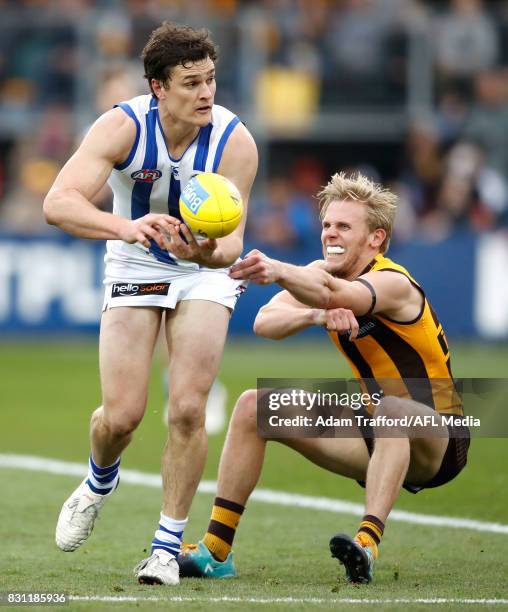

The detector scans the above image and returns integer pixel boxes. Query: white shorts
[102,268,247,312]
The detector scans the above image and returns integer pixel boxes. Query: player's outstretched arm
[230,250,336,308]
[254,261,360,340]
[43,108,180,249]
[230,250,421,320]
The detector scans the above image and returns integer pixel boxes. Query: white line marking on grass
[1,454,507,535]
[69,595,508,605]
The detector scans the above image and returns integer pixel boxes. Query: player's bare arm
[254,290,326,340]
[253,261,359,339]
[230,250,336,307]
[43,107,180,249]
[254,291,359,340]
[230,250,421,321]
[165,122,258,268]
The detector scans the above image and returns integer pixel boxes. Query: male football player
[178,172,469,584]
[44,22,257,585]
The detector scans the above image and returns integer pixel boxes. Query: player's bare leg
[163,299,230,517]
[330,396,449,584]
[180,390,452,583]
[365,396,448,523]
[92,307,163,464]
[135,300,230,585]
[218,391,371,505]
[215,390,266,504]
[178,389,270,578]
[178,389,371,578]
[56,306,162,553]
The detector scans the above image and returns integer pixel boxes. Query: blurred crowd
[0,0,508,247]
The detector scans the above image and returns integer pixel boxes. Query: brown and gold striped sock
[355,514,385,559]
[202,497,245,562]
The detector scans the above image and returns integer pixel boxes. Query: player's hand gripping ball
[179,172,243,239]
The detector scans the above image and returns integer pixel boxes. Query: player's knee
[91,406,104,424]
[230,389,257,431]
[168,395,206,434]
[100,411,142,438]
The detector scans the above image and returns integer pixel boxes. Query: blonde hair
[317,171,398,253]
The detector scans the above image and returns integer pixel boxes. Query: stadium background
[0,1,507,609]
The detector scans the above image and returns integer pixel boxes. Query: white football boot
[55,479,111,551]
[134,550,180,585]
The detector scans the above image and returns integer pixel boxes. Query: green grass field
[0,338,507,610]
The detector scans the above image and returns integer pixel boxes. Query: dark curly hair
[141,21,219,94]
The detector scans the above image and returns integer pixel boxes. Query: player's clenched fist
[119,213,181,249]
[229,249,280,284]
[321,307,359,339]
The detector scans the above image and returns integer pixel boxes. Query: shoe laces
[181,542,198,552]
[133,557,149,574]
[67,498,79,510]
[133,551,168,574]
[67,497,99,523]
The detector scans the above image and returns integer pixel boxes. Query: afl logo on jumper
[131,169,162,183]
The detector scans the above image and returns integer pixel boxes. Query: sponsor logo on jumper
[171,164,180,179]
[355,319,375,338]
[181,178,210,214]
[131,169,162,183]
[111,283,170,297]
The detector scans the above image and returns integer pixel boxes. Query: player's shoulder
[361,254,421,306]
[92,93,152,134]
[116,93,153,117]
[368,254,419,287]
[92,107,137,140]
[215,113,257,178]
[370,254,409,275]
[212,105,255,148]
[79,105,138,163]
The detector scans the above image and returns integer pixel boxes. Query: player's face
[157,57,216,126]
[321,200,371,278]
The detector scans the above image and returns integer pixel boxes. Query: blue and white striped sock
[151,513,188,558]
[86,454,120,495]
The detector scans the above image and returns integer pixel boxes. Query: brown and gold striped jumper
[328,254,462,415]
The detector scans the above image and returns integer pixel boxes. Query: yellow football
[179,172,243,239]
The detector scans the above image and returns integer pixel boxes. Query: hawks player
[178,172,469,584]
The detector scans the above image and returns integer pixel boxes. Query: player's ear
[370,228,386,249]
[152,79,167,99]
